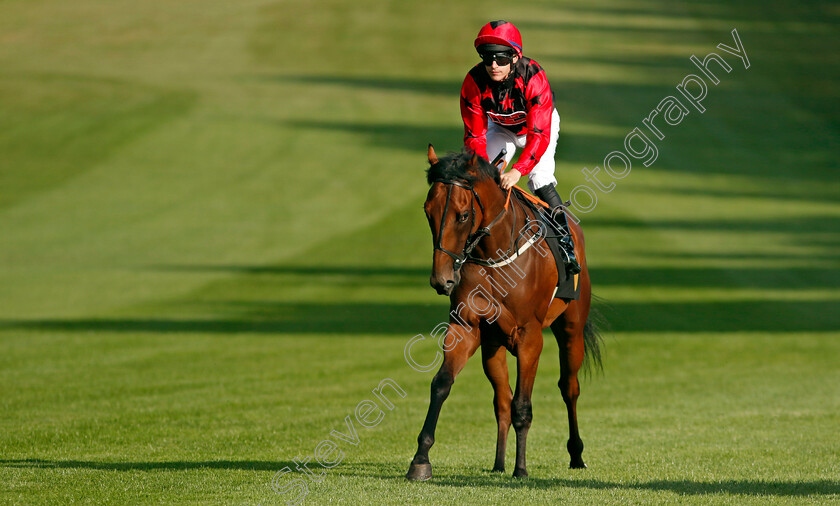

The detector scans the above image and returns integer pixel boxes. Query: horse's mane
[426,150,501,186]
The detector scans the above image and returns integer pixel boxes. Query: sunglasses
[480,53,513,66]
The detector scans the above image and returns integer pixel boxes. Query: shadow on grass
[1,256,837,335]
[154,261,840,290]
[590,266,840,289]
[635,184,840,205]
[0,302,444,335]
[278,75,457,96]
[289,119,464,154]
[154,263,430,279]
[0,459,287,472]
[530,0,838,27]
[341,462,839,497]
[0,298,837,334]
[428,474,840,497]
[584,215,840,235]
[4,459,835,497]
[281,69,839,184]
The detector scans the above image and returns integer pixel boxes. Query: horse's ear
[466,152,481,174]
[427,144,439,165]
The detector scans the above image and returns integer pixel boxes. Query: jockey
[461,20,580,274]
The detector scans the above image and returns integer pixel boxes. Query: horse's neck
[473,182,528,260]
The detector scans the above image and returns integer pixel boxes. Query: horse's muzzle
[430,273,459,296]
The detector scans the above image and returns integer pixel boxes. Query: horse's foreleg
[511,326,543,478]
[481,342,512,472]
[551,315,587,469]
[406,324,479,481]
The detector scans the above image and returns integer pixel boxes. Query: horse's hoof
[491,466,505,473]
[406,462,432,481]
[512,468,528,478]
[569,460,587,469]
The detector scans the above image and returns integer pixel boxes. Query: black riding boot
[534,185,581,276]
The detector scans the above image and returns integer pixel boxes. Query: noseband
[431,178,509,271]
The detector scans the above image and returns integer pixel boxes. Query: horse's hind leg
[481,342,512,472]
[550,312,587,468]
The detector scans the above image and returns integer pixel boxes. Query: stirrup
[560,235,582,276]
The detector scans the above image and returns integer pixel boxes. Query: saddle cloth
[511,187,581,301]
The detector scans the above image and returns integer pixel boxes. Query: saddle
[509,187,581,301]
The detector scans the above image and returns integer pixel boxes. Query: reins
[430,149,548,271]
[431,177,512,271]
[432,177,549,271]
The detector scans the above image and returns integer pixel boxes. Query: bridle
[430,177,511,272]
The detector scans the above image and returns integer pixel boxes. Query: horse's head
[423,145,501,296]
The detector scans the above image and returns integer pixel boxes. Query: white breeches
[486,108,560,192]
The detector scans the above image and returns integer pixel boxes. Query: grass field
[1,0,839,504]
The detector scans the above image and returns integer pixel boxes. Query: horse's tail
[581,303,606,375]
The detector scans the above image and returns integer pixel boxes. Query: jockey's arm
[460,74,488,160]
[512,70,553,176]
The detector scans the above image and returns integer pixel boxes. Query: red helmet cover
[474,20,523,57]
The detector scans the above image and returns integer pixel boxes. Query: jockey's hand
[500,169,522,190]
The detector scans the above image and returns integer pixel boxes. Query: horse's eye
[458,212,470,223]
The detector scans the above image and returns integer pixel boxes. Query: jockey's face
[484,54,517,82]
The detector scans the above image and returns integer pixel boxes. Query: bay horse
[406,146,603,480]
